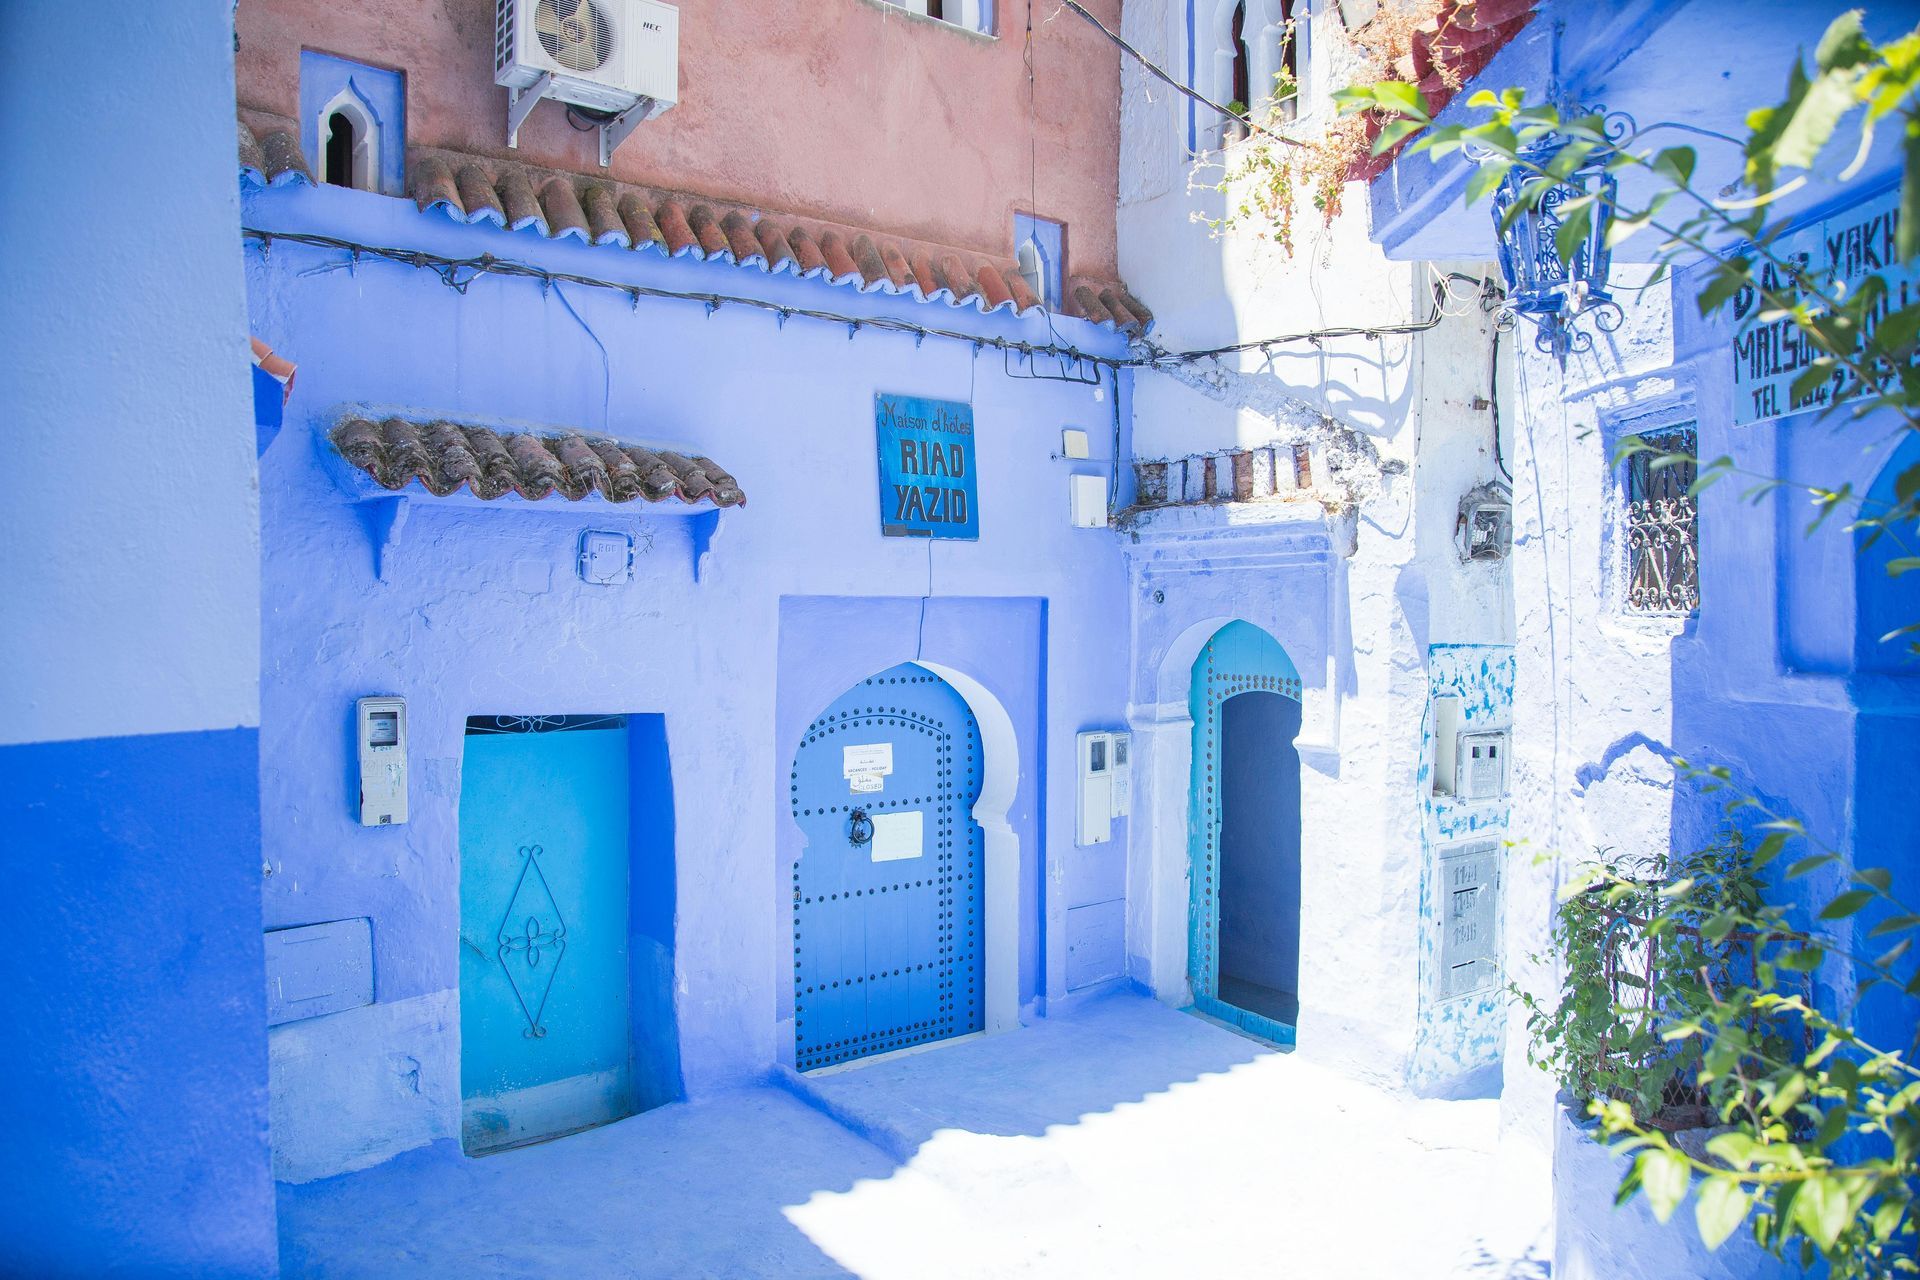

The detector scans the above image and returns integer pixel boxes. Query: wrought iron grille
[465,714,628,735]
[1625,427,1699,614]
[1589,895,1811,1132]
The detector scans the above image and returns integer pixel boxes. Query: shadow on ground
[275,991,1270,1278]
[277,992,1547,1279]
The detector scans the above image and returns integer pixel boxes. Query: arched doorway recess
[789,662,985,1071]
[1189,621,1303,1044]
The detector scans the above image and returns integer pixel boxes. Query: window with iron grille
[1624,426,1699,614]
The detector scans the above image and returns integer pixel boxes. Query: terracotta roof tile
[332,415,745,507]
[497,169,544,233]
[972,264,1014,311]
[238,124,1152,335]
[617,192,667,251]
[457,165,506,224]
[786,226,828,276]
[755,220,797,272]
[582,186,627,246]
[655,200,698,256]
[238,123,312,187]
[540,178,590,241]
[720,211,763,266]
[686,204,730,258]
[1357,0,1539,181]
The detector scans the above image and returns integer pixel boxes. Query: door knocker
[847,807,874,847]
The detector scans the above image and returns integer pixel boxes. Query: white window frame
[882,0,992,34]
[1192,0,1303,151]
[319,87,379,193]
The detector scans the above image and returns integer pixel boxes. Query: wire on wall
[244,228,1485,372]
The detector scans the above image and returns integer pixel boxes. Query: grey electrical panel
[1438,842,1501,999]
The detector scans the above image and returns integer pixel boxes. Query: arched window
[1012,212,1063,309]
[318,92,378,192]
[1016,239,1048,306]
[1230,3,1251,116]
[301,53,404,195]
[1193,0,1304,150]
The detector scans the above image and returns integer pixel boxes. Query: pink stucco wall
[235,0,1121,277]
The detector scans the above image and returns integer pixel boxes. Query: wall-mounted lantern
[1484,120,1625,359]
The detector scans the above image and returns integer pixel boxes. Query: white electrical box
[1454,729,1510,801]
[1062,428,1090,460]
[1076,730,1113,845]
[577,529,634,584]
[1109,732,1132,818]
[356,696,408,826]
[1069,473,1107,529]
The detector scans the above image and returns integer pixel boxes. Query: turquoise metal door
[1189,622,1303,1045]
[791,664,983,1071]
[459,716,632,1153]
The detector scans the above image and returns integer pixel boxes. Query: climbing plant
[1332,10,1920,1277]
[1205,2,1450,252]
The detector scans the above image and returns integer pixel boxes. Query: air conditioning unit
[495,0,679,165]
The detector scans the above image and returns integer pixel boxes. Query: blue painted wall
[246,181,1131,1178]
[0,0,275,1271]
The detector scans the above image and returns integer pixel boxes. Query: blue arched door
[791,664,984,1070]
[1190,621,1303,1044]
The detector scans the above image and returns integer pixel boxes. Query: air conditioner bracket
[599,97,662,167]
[506,73,554,149]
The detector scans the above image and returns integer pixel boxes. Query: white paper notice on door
[869,811,923,862]
[843,743,894,777]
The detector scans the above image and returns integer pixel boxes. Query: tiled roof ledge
[317,412,742,583]
[240,118,1152,338]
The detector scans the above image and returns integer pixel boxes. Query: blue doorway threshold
[1186,995,1297,1049]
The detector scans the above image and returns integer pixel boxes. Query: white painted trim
[914,660,1019,1035]
[875,0,991,33]
[1126,697,1196,1005]
[318,85,379,192]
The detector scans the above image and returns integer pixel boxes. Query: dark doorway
[1216,690,1302,1026]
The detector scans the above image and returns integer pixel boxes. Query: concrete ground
[278,992,1551,1278]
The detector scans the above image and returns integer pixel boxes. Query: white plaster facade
[1116,0,1514,1090]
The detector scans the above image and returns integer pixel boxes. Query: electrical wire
[1135,272,1498,365]
[1491,324,1511,482]
[243,228,1485,371]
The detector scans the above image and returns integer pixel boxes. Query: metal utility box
[266,917,374,1025]
[1437,842,1500,999]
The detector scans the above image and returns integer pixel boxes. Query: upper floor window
[1013,212,1065,309]
[1192,0,1302,150]
[880,0,994,35]
[1624,425,1700,615]
[299,51,406,196]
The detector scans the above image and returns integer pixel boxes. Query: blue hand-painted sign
[875,393,978,539]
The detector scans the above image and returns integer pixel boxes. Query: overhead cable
[243,227,1475,370]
